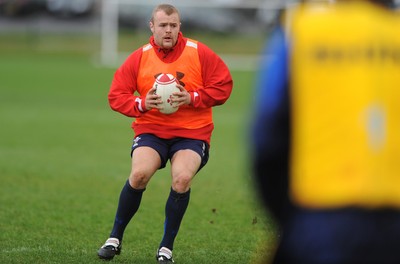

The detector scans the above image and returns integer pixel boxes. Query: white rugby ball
[154,73,180,114]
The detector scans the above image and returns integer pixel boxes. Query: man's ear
[149,21,154,33]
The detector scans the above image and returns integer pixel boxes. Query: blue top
[252,26,291,222]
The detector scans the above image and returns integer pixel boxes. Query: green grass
[117,30,267,54]
[0,34,277,263]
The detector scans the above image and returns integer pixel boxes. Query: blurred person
[97,4,232,263]
[252,0,400,263]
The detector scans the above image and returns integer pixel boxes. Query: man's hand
[145,87,163,111]
[171,84,191,106]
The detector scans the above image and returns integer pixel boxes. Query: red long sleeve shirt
[108,32,233,145]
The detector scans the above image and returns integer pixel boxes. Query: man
[97,4,232,263]
[252,0,400,263]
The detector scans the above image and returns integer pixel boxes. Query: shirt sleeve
[190,42,233,108]
[108,49,146,117]
[252,26,292,223]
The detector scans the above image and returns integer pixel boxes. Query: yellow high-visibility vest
[289,2,400,209]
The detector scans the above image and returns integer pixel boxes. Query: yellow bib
[289,2,400,209]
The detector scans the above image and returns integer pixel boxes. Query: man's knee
[129,170,152,189]
[172,173,192,193]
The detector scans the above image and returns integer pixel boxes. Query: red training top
[108,32,233,145]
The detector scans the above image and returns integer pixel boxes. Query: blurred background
[0,0,291,32]
[0,0,300,70]
[0,0,290,263]
[3,0,400,263]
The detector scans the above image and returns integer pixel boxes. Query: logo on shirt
[154,71,185,87]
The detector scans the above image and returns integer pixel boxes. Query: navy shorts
[131,133,209,171]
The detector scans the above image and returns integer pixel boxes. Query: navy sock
[110,180,145,241]
[160,188,191,250]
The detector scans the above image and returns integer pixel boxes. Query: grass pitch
[0,33,276,263]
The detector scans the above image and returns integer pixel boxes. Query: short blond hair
[150,4,180,22]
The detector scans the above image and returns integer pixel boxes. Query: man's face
[150,10,180,49]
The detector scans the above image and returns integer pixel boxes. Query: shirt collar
[150,32,184,57]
